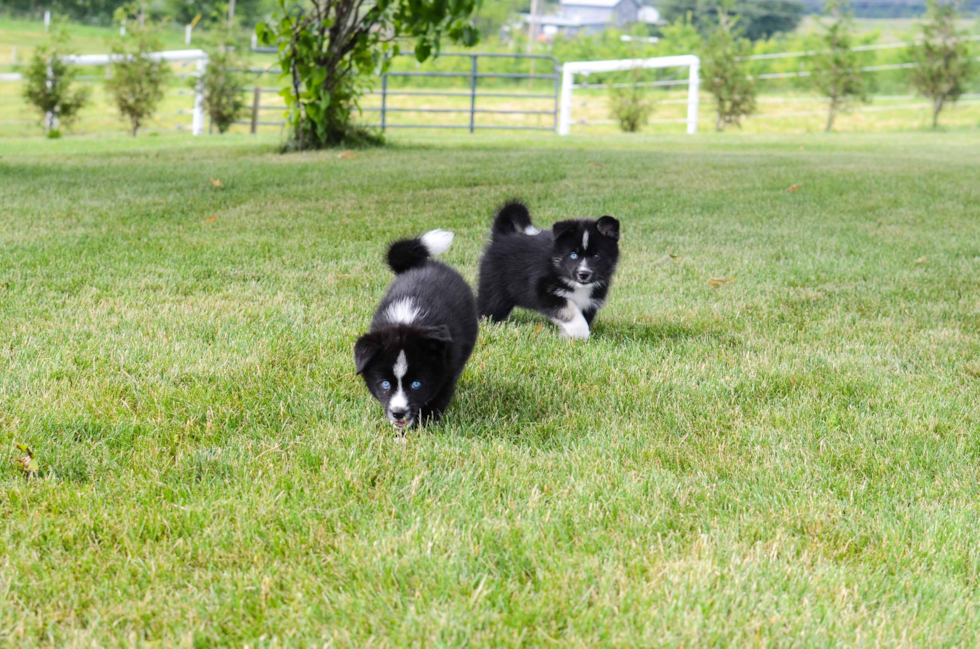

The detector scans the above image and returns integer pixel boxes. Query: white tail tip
[420,229,454,256]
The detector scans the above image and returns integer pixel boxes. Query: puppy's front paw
[559,320,590,340]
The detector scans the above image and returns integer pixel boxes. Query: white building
[524,0,661,38]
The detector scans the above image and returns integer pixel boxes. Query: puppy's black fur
[354,230,477,430]
[477,201,620,339]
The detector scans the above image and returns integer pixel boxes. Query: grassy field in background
[2,131,980,645]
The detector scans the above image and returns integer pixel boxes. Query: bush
[22,27,90,136]
[809,0,869,132]
[198,14,248,134]
[907,0,976,128]
[105,4,170,137]
[701,7,756,131]
[609,70,655,133]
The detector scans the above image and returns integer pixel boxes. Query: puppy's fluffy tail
[386,229,454,274]
[492,200,538,239]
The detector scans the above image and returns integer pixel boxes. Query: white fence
[559,54,700,135]
[59,49,209,135]
[559,35,980,133]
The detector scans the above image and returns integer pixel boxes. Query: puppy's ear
[419,325,452,359]
[354,333,382,375]
[596,216,620,241]
[552,220,578,242]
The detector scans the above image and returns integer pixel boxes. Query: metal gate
[239,51,560,134]
[362,53,561,133]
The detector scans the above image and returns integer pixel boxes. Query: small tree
[105,4,170,137]
[198,11,248,133]
[701,5,756,131]
[609,69,655,132]
[257,0,479,150]
[908,0,975,128]
[22,28,90,137]
[810,0,868,132]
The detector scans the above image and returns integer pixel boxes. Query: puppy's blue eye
[381,381,391,390]
[570,253,579,260]
[594,253,601,259]
[411,381,421,389]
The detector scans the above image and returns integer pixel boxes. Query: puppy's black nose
[390,409,407,421]
[576,269,593,283]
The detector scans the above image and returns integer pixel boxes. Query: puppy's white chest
[561,283,594,311]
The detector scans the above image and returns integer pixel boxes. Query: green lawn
[2,131,980,646]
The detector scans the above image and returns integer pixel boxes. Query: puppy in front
[477,201,620,340]
[355,229,478,432]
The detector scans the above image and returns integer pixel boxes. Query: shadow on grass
[591,318,736,348]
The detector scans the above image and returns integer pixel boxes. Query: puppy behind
[355,229,478,431]
[477,201,620,340]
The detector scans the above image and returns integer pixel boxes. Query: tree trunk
[131,119,139,137]
[825,103,836,133]
[932,97,943,128]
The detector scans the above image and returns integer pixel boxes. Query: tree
[907,0,975,128]
[198,13,249,133]
[810,0,868,132]
[22,27,90,137]
[658,0,804,41]
[701,6,756,131]
[257,0,479,150]
[105,4,171,137]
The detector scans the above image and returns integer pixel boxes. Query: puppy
[355,229,478,431]
[477,201,620,340]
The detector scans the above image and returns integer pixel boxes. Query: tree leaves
[415,41,432,63]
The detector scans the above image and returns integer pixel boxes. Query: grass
[2,130,980,646]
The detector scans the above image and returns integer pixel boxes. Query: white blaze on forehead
[582,230,589,250]
[393,350,408,379]
[524,225,541,235]
[389,350,409,411]
[385,298,420,324]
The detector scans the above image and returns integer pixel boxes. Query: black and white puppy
[354,229,478,431]
[477,201,620,340]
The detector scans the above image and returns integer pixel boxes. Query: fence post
[380,70,388,131]
[44,11,51,32]
[553,59,560,132]
[558,65,574,135]
[251,86,260,134]
[185,24,192,45]
[686,58,700,135]
[469,55,477,134]
[192,56,207,136]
